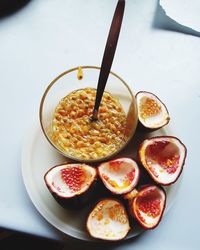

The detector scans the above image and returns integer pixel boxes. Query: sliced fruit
[123,188,139,201]
[138,136,187,185]
[127,185,166,229]
[98,158,140,195]
[44,163,97,208]
[86,199,130,241]
[136,91,170,130]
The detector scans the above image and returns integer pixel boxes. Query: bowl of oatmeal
[39,66,138,163]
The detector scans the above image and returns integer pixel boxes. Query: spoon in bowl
[90,0,125,122]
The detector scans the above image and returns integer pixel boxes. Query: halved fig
[86,199,130,241]
[136,91,170,130]
[98,158,140,195]
[44,163,97,209]
[125,185,166,229]
[138,136,187,185]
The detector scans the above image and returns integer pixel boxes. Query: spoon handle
[92,0,125,120]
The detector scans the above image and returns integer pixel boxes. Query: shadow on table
[61,230,148,250]
[0,0,31,19]
[152,0,200,37]
[0,230,63,250]
[0,229,148,250]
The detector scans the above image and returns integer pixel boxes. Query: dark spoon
[90,0,125,121]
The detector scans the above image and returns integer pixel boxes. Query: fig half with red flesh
[98,158,140,195]
[86,199,130,241]
[126,185,166,229]
[44,163,97,209]
[139,136,187,185]
[136,91,170,130]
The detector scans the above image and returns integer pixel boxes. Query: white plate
[21,121,182,241]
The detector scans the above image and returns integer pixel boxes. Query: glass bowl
[39,66,138,163]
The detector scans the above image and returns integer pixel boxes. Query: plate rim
[21,120,182,241]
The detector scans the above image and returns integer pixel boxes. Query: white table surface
[0,0,199,249]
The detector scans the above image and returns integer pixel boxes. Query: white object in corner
[160,0,200,32]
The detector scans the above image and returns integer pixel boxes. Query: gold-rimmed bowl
[39,66,138,163]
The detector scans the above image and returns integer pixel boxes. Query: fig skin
[44,164,97,210]
[49,181,97,210]
[97,157,140,196]
[138,136,187,186]
[125,185,166,230]
[136,91,170,132]
[86,198,130,241]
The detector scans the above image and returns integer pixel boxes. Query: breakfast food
[124,185,166,229]
[50,88,128,160]
[98,158,140,195]
[138,136,187,185]
[44,163,97,208]
[136,91,170,130]
[86,199,130,240]
[42,86,187,240]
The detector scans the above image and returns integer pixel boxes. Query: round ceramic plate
[21,121,182,241]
